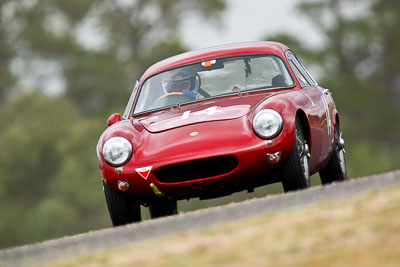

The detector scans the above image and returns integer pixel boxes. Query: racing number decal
[181,111,190,120]
[181,106,221,120]
[321,95,332,136]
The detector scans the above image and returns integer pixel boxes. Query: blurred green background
[0,0,399,249]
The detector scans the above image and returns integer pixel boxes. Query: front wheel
[281,119,311,192]
[103,180,141,226]
[319,124,348,184]
[149,199,178,219]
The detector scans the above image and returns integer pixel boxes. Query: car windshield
[133,54,294,114]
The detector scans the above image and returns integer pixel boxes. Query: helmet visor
[167,80,191,92]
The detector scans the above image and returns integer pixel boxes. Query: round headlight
[102,137,132,166]
[253,109,283,139]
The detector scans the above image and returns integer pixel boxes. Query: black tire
[319,124,348,184]
[281,119,311,192]
[103,180,141,226]
[149,199,178,219]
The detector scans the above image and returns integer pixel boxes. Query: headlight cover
[253,109,283,139]
[103,137,132,166]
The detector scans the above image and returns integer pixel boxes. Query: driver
[162,68,199,99]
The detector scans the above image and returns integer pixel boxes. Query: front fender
[249,92,299,149]
[97,119,143,169]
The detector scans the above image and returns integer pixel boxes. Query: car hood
[136,92,279,133]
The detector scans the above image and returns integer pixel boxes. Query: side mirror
[107,113,121,126]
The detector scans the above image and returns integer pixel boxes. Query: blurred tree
[0,0,16,104]
[0,92,78,246]
[64,49,129,116]
[370,0,400,110]
[24,117,109,242]
[65,0,225,116]
[0,0,225,115]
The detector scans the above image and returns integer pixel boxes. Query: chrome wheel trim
[337,132,346,174]
[338,149,346,174]
[302,150,310,182]
[296,130,310,183]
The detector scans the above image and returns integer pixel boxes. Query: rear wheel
[103,180,141,226]
[149,199,178,219]
[282,119,311,192]
[319,124,348,184]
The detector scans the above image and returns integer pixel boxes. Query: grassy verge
[45,187,400,267]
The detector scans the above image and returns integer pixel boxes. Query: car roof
[140,41,289,82]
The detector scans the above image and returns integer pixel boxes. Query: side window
[122,80,139,119]
[289,59,310,87]
[295,54,318,86]
[287,51,317,87]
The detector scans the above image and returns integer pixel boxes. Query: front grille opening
[155,156,238,183]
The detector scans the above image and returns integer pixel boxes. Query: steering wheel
[155,92,184,102]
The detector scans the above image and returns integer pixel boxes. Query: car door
[286,51,334,164]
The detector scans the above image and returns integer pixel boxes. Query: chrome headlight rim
[253,109,283,139]
[102,137,133,167]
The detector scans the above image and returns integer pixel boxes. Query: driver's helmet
[162,68,199,97]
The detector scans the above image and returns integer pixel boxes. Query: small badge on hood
[135,166,153,180]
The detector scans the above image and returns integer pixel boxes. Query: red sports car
[97,42,347,226]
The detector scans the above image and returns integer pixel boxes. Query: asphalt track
[1,170,400,266]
